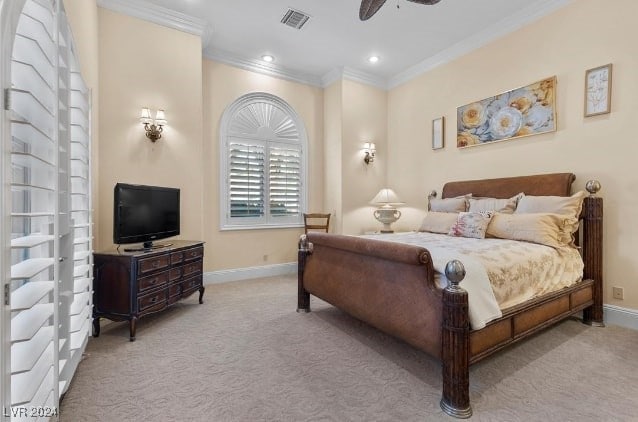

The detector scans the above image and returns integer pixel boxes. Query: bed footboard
[298,232,441,356]
[297,233,473,417]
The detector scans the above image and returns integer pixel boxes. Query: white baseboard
[204,262,296,284]
[604,304,638,331]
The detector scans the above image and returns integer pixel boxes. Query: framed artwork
[584,63,612,117]
[456,76,557,148]
[432,116,444,150]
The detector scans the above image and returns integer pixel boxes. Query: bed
[296,173,603,418]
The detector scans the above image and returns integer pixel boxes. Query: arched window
[219,92,308,230]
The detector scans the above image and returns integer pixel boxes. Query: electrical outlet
[612,286,624,300]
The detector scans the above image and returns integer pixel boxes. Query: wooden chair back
[303,213,331,234]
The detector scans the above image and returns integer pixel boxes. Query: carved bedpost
[297,235,312,313]
[582,180,604,327]
[440,260,472,419]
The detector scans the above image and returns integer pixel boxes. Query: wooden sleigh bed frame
[296,173,603,418]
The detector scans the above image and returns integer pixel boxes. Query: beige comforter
[362,232,584,327]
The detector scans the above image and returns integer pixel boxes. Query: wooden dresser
[92,240,205,341]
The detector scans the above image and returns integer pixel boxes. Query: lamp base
[374,208,401,233]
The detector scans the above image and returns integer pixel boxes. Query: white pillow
[468,193,523,214]
[418,212,459,234]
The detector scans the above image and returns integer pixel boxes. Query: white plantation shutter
[228,141,265,218]
[269,144,302,218]
[1,0,93,416]
[221,94,307,229]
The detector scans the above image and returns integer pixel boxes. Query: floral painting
[456,76,556,148]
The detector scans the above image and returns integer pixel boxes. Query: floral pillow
[448,211,494,239]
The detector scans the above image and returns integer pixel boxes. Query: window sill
[220,223,304,232]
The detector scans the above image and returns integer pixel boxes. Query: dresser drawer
[183,260,202,277]
[168,283,181,298]
[170,251,184,265]
[169,267,182,281]
[138,289,167,313]
[183,247,203,262]
[138,270,169,293]
[181,275,202,297]
[138,254,170,275]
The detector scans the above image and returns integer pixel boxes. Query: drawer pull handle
[152,262,159,268]
[151,297,157,303]
[151,278,157,284]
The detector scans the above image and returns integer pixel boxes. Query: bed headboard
[441,173,576,199]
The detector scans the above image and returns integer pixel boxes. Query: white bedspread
[360,232,584,330]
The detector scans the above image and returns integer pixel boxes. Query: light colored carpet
[60,275,638,421]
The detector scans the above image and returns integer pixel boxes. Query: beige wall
[341,80,387,234]
[202,60,324,271]
[323,81,343,234]
[387,0,638,310]
[97,9,204,251]
[63,0,100,245]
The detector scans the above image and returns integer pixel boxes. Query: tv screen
[113,183,180,248]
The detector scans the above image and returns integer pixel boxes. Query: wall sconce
[370,188,404,233]
[140,108,167,142]
[363,142,376,164]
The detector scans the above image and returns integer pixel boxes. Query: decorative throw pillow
[418,212,459,234]
[448,211,494,239]
[429,196,469,213]
[487,212,577,248]
[515,190,586,233]
[468,193,524,214]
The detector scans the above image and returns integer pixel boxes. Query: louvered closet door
[9,0,59,413]
[60,41,92,394]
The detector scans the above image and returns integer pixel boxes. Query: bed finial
[585,180,601,196]
[444,260,466,290]
[427,190,438,211]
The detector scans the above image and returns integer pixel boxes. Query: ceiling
[100,0,570,88]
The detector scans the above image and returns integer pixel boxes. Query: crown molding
[321,67,388,90]
[203,48,324,88]
[98,0,571,92]
[97,0,210,42]
[388,0,572,89]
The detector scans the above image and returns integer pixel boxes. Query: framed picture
[584,63,612,117]
[456,76,557,148]
[432,117,444,150]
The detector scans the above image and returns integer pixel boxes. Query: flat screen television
[113,183,180,250]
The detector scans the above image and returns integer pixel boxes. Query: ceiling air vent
[281,8,310,29]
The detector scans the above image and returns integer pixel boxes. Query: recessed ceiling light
[368,55,380,64]
[262,55,275,63]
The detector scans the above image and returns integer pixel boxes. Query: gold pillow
[468,193,523,214]
[515,190,586,224]
[418,212,459,234]
[487,212,577,248]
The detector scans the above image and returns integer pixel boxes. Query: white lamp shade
[370,188,404,205]
[140,107,152,124]
[154,109,167,125]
